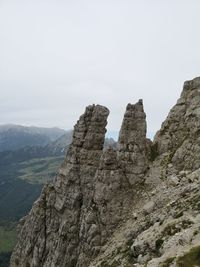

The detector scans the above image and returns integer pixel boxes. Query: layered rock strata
[88,77,200,267]
[118,100,149,185]
[10,101,149,267]
[11,77,200,267]
[154,77,200,171]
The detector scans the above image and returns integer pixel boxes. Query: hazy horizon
[1,0,200,137]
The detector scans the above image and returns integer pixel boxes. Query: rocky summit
[10,77,200,267]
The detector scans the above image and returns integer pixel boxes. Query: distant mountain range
[0,124,66,152]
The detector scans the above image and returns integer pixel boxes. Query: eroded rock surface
[10,101,149,267]
[11,77,200,267]
[118,100,149,185]
[154,77,200,171]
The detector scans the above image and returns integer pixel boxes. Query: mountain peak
[10,77,200,267]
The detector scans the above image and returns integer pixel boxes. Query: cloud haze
[1,0,200,138]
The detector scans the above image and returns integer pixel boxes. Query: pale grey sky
[0,0,200,138]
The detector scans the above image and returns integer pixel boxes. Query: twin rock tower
[10,77,200,267]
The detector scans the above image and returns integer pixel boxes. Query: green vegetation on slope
[0,252,12,267]
[0,131,67,265]
[18,156,64,184]
[0,155,64,266]
[0,222,17,267]
[176,246,200,267]
[0,223,17,252]
[0,179,42,221]
[0,154,64,221]
[161,246,200,267]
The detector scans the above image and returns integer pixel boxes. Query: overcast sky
[1,0,200,138]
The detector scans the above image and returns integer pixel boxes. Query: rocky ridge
[10,77,200,267]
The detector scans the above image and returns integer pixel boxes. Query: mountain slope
[11,77,200,267]
[0,125,66,152]
[89,77,200,267]
[0,128,117,225]
[9,101,149,267]
[0,130,71,267]
[0,131,74,221]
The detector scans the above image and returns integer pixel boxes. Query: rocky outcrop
[118,100,149,185]
[10,104,109,267]
[11,77,200,267]
[87,77,200,267]
[154,77,200,171]
[10,101,149,267]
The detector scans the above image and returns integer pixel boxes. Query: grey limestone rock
[10,104,109,267]
[118,100,149,185]
[10,101,148,267]
[154,77,200,171]
[11,76,200,267]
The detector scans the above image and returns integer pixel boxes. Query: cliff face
[118,100,149,185]
[10,102,149,267]
[10,77,200,267]
[154,77,200,171]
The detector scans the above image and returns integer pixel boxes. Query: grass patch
[0,223,17,266]
[176,246,200,267]
[0,225,17,252]
[18,156,64,184]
